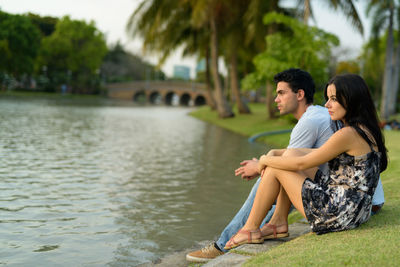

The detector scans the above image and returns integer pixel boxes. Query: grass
[190,103,293,148]
[190,104,400,266]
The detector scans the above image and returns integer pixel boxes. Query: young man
[186,68,385,263]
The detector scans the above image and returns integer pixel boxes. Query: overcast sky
[0,0,370,78]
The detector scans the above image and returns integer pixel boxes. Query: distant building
[196,59,206,73]
[173,65,190,80]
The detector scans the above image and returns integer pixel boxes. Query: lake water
[0,97,270,266]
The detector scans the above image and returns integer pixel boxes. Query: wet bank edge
[140,222,311,267]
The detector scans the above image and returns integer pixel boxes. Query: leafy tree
[36,16,107,93]
[335,60,360,75]
[251,0,281,118]
[27,13,58,37]
[242,12,339,109]
[101,42,165,82]
[0,11,41,77]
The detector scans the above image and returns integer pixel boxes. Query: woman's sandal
[261,223,289,239]
[224,229,264,250]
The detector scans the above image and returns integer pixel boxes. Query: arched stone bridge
[106,81,210,106]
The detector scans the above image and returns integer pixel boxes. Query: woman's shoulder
[330,126,361,145]
[333,126,357,137]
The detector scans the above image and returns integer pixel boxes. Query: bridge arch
[165,91,179,106]
[133,90,146,103]
[180,93,191,106]
[194,95,206,106]
[149,91,162,104]
[107,81,211,106]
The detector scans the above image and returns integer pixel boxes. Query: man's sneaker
[186,243,224,263]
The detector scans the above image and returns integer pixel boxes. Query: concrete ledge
[149,222,311,267]
[202,253,251,267]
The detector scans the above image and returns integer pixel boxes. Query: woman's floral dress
[302,148,381,234]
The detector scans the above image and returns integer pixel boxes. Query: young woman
[224,74,388,249]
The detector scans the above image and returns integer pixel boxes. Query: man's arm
[234,158,259,180]
[235,119,320,180]
[235,149,287,180]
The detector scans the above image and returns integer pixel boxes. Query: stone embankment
[143,222,310,267]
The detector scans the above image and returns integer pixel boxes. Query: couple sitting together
[187,68,387,263]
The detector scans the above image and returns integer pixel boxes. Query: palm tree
[190,0,234,118]
[127,0,233,117]
[221,2,252,114]
[367,0,399,120]
[208,7,234,117]
[299,0,363,34]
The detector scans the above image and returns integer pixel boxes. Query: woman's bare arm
[259,127,358,172]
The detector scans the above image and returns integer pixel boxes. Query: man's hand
[235,158,260,180]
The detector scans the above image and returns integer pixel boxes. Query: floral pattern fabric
[302,150,381,234]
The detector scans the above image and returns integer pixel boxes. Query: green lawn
[190,104,400,266]
[190,104,293,148]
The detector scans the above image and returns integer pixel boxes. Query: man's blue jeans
[216,177,275,252]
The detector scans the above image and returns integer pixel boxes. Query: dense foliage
[242,12,339,97]
[0,11,163,94]
[35,16,108,93]
[101,42,165,83]
[0,11,41,78]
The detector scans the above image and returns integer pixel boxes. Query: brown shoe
[186,243,224,263]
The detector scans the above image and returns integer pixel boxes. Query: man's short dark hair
[273,68,315,104]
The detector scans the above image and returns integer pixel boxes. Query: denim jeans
[216,177,275,252]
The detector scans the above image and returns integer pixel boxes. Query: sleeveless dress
[301,146,381,234]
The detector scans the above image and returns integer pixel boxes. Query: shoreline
[149,223,311,267]
[146,106,305,266]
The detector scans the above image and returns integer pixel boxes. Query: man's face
[275,81,299,116]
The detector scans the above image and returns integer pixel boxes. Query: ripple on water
[0,100,269,266]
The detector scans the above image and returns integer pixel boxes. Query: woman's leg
[260,186,290,235]
[265,149,319,231]
[244,148,318,230]
[224,149,318,247]
[243,168,307,230]
[224,167,306,248]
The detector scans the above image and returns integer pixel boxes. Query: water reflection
[0,97,270,266]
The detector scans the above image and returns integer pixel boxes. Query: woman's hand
[258,155,268,174]
[266,149,275,156]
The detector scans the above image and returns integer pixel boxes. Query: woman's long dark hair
[324,74,388,172]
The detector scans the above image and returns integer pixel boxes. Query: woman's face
[325,84,347,122]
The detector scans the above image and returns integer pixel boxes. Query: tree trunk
[264,1,279,119]
[389,41,400,116]
[380,7,394,121]
[230,50,250,114]
[205,47,217,109]
[303,0,311,24]
[209,15,234,118]
[266,81,276,119]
